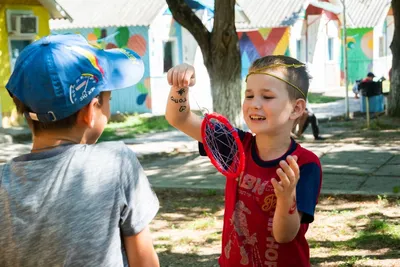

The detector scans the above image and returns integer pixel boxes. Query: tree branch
[166,0,211,61]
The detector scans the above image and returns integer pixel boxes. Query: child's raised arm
[165,63,203,142]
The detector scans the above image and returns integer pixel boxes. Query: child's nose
[251,99,262,109]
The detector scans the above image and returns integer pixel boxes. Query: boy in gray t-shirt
[0,34,159,267]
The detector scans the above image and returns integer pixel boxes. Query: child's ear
[76,98,99,128]
[290,98,306,120]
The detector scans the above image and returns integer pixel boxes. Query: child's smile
[249,115,266,121]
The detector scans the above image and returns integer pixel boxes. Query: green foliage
[393,186,400,194]
[365,219,389,232]
[344,219,400,249]
[308,93,344,104]
[98,115,172,142]
[206,189,217,196]
[338,256,365,267]
[368,118,394,130]
[377,194,389,205]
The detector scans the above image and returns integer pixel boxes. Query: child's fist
[167,63,196,88]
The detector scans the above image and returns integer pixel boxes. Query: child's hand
[167,63,196,88]
[271,155,299,200]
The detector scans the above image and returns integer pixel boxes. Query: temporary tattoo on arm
[179,106,187,112]
[170,96,187,103]
[288,196,297,215]
[177,88,186,96]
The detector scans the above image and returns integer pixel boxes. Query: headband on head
[245,63,306,98]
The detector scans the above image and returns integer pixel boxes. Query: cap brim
[101,48,144,91]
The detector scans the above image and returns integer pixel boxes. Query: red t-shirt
[200,130,322,267]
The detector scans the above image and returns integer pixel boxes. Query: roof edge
[38,0,72,21]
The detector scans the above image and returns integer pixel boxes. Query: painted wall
[53,26,152,114]
[238,13,341,91]
[0,4,50,125]
[239,28,291,79]
[342,28,374,84]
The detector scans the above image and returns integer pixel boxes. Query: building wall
[239,28,291,79]
[0,4,50,126]
[372,14,393,78]
[307,13,341,91]
[289,19,307,63]
[53,26,152,114]
[148,14,186,115]
[343,27,374,84]
[238,13,341,91]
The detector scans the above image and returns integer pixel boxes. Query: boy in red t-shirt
[165,55,322,267]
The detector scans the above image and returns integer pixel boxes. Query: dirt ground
[150,190,400,267]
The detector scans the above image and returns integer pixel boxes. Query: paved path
[309,98,360,120]
[125,132,400,196]
[3,130,398,196]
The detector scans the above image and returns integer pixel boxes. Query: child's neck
[31,130,84,153]
[254,133,292,161]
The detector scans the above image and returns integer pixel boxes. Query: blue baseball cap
[6,34,144,122]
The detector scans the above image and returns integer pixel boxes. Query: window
[379,36,386,57]
[379,21,388,57]
[9,39,32,72]
[327,38,334,61]
[163,40,175,73]
[6,9,38,35]
[296,39,302,61]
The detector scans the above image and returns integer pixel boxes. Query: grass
[187,216,217,230]
[316,115,400,144]
[98,114,172,142]
[308,92,344,104]
[150,191,400,267]
[338,219,400,250]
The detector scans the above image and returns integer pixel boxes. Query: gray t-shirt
[0,141,159,267]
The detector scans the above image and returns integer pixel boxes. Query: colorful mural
[54,26,152,114]
[238,28,290,78]
[341,28,374,84]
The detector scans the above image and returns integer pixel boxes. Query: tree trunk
[389,0,400,117]
[166,0,242,125]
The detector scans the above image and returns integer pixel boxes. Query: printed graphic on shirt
[222,170,283,266]
[224,200,262,265]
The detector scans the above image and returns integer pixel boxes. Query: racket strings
[204,118,241,173]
